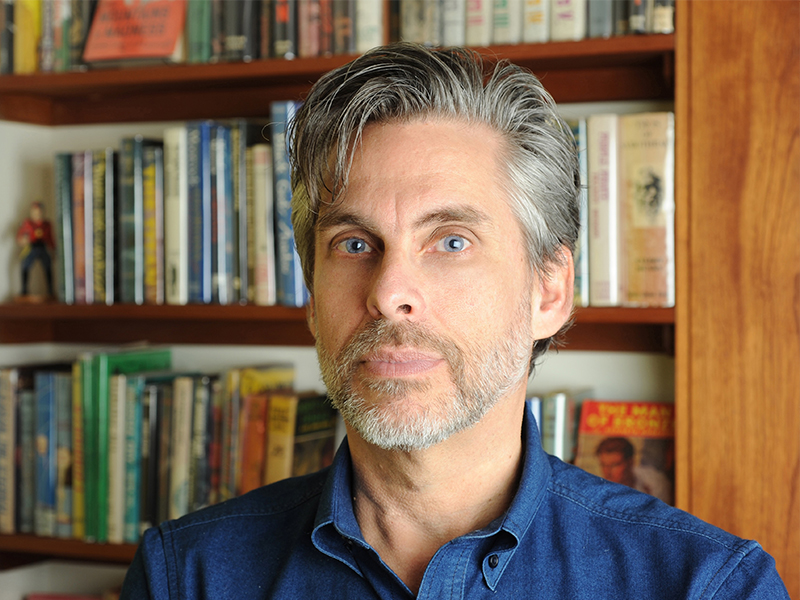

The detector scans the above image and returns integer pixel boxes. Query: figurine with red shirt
[16,201,55,299]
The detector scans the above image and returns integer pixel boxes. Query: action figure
[16,201,55,299]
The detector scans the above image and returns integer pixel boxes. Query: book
[618,112,675,307]
[628,0,647,34]
[441,0,466,46]
[122,373,144,542]
[0,368,16,533]
[271,101,309,308]
[55,153,75,304]
[264,392,337,485]
[523,0,549,43]
[465,0,493,47]
[88,347,172,542]
[651,0,673,34]
[69,0,96,71]
[71,359,86,540]
[575,400,675,504]
[298,0,322,58]
[493,0,522,45]
[13,0,41,74]
[588,0,613,38]
[189,375,213,512]
[550,0,586,42]
[251,143,277,306]
[186,0,212,63]
[54,372,73,538]
[0,0,13,75]
[143,144,165,305]
[107,373,127,544]
[587,113,621,306]
[539,388,592,463]
[355,0,383,53]
[40,0,56,72]
[333,0,356,54]
[71,152,88,305]
[612,0,628,35]
[400,0,427,45]
[35,371,60,536]
[91,147,116,306]
[17,385,36,533]
[169,374,196,519]
[319,0,334,55]
[82,0,187,65]
[212,124,235,305]
[272,0,297,58]
[186,121,213,304]
[566,117,589,307]
[164,126,190,305]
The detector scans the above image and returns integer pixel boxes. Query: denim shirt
[120,411,788,599]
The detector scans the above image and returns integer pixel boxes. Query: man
[120,44,788,598]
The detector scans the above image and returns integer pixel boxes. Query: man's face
[309,119,547,451]
[598,452,634,485]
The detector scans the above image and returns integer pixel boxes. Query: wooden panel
[676,1,800,595]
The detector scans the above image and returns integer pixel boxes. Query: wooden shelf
[0,34,674,125]
[0,534,136,566]
[0,303,674,353]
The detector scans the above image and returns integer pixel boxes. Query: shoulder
[542,458,788,598]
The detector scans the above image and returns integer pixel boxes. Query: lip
[360,349,444,377]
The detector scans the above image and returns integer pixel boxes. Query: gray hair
[289,42,580,366]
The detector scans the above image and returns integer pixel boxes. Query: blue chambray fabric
[120,410,789,599]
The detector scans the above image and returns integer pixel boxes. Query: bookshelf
[0,2,798,596]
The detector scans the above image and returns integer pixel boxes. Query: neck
[347,386,527,593]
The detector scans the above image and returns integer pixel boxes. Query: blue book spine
[55,372,72,538]
[123,376,143,543]
[35,372,58,537]
[215,124,236,305]
[187,122,214,304]
[18,389,36,534]
[271,101,309,307]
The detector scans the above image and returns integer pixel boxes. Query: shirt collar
[311,405,553,588]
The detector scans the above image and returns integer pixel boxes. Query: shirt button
[488,554,499,568]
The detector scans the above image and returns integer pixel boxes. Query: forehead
[317,119,516,230]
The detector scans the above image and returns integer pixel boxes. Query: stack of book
[0,350,338,543]
[53,100,309,308]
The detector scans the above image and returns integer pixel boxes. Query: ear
[306,296,318,340]
[531,247,575,340]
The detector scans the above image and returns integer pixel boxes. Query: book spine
[69,0,92,71]
[219,369,240,502]
[333,0,356,53]
[297,0,321,58]
[355,0,383,52]
[238,393,269,495]
[187,0,212,63]
[170,376,194,520]
[157,381,173,526]
[493,0,522,45]
[0,370,15,533]
[13,0,41,74]
[71,152,87,305]
[34,372,57,536]
[252,144,277,306]
[465,0,493,47]
[190,376,211,512]
[271,101,308,307]
[245,146,257,303]
[18,389,36,533]
[0,0,13,75]
[264,394,297,485]
[82,149,94,305]
[139,382,157,534]
[71,360,85,540]
[92,149,107,305]
[52,0,72,72]
[567,117,590,307]
[318,0,333,55]
[54,372,72,539]
[187,122,213,304]
[104,148,117,305]
[612,0,628,35]
[651,0,673,33]
[400,0,426,44]
[164,127,190,305]
[441,0,466,46]
[40,0,55,72]
[215,125,235,305]
[143,143,165,305]
[55,153,75,304]
[619,112,675,307]
[550,0,586,41]
[222,0,246,61]
[209,127,220,304]
[259,0,271,59]
[243,0,260,61]
[587,113,621,306]
[106,374,126,544]
[208,378,223,505]
[628,0,647,34]
[272,0,297,58]
[132,137,147,305]
[588,0,613,38]
[123,375,142,543]
[523,0,549,42]
[118,138,137,304]
[80,354,96,541]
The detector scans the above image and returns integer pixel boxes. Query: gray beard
[316,300,533,452]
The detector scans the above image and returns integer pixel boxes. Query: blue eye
[337,238,372,254]
[438,235,470,253]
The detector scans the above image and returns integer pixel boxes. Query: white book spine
[253,144,277,306]
[587,113,621,306]
[441,0,467,46]
[356,0,384,53]
[550,0,586,41]
[466,0,493,46]
[170,376,194,521]
[164,127,189,305]
[107,374,126,545]
[523,0,550,42]
[493,0,522,44]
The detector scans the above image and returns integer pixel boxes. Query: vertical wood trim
[678,1,800,594]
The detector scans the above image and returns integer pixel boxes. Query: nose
[367,249,426,322]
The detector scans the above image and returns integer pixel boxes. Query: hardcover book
[575,400,675,505]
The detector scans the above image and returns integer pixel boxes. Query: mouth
[359,349,445,378]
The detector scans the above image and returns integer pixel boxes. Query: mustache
[335,319,463,374]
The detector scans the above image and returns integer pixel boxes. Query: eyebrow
[315,204,492,234]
